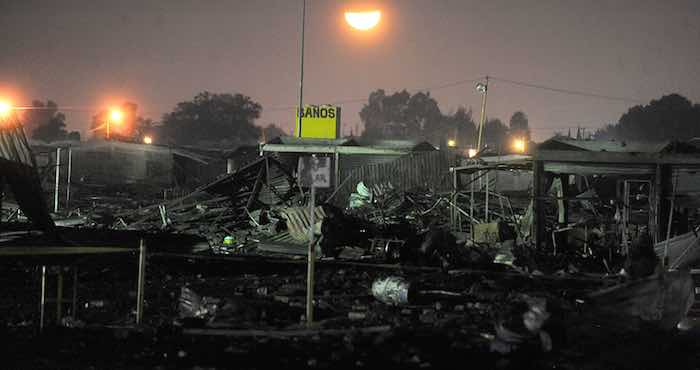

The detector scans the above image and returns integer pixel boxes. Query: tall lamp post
[475,76,489,152]
[297,0,307,137]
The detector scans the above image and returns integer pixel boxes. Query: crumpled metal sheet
[371,276,410,305]
[276,206,326,242]
[1,116,56,233]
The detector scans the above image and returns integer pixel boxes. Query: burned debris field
[3,1,700,369]
[4,129,700,369]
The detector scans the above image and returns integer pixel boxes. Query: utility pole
[476,76,489,151]
[297,0,307,137]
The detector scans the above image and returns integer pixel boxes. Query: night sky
[1,0,699,141]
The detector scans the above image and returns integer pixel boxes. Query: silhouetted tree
[360,89,442,142]
[261,123,286,142]
[444,107,477,148]
[509,111,530,141]
[597,94,700,142]
[28,100,80,142]
[162,92,262,146]
[483,118,508,149]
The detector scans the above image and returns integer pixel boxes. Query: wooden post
[306,185,316,326]
[136,239,146,325]
[40,265,46,332]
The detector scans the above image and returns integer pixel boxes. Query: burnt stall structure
[532,138,700,261]
[449,154,533,241]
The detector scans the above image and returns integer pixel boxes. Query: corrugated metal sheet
[543,162,655,175]
[1,116,36,167]
[0,115,55,232]
[277,206,326,241]
[332,150,453,206]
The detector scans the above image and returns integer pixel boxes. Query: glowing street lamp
[468,148,478,158]
[143,135,153,145]
[0,100,12,119]
[106,107,123,140]
[447,139,457,148]
[512,138,526,153]
[344,10,381,31]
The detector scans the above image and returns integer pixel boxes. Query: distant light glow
[513,138,526,153]
[344,10,381,31]
[0,101,12,118]
[468,148,478,158]
[143,135,153,145]
[110,108,123,123]
[447,139,456,148]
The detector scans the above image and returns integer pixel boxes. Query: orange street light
[344,10,381,31]
[110,108,123,123]
[106,108,123,140]
[0,100,12,119]
[512,138,526,153]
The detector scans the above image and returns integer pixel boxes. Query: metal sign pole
[66,146,72,206]
[306,184,316,326]
[54,147,61,213]
[40,265,46,331]
[136,239,147,325]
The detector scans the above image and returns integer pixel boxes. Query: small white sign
[298,156,331,188]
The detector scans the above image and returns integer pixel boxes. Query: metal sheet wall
[332,150,453,206]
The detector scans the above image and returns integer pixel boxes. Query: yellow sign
[295,105,341,139]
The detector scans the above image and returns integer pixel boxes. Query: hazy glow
[344,10,381,31]
[0,101,11,118]
[447,139,456,147]
[110,108,123,123]
[512,138,526,153]
[468,148,478,158]
[143,135,153,144]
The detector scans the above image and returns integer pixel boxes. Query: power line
[264,76,486,112]
[489,76,645,104]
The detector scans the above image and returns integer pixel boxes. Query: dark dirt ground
[3,253,700,370]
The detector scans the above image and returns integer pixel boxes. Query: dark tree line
[595,94,700,142]
[25,100,80,143]
[359,88,530,149]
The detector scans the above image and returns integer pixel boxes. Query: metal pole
[54,147,61,213]
[306,185,316,326]
[72,267,78,318]
[485,171,490,222]
[136,239,147,325]
[469,173,474,223]
[56,270,63,322]
[66,146,72,206]
[297,0,307,137]
[40,265,46,332]
[226,158,235,174]
[663,174,678,268]
[476,76,489,151]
